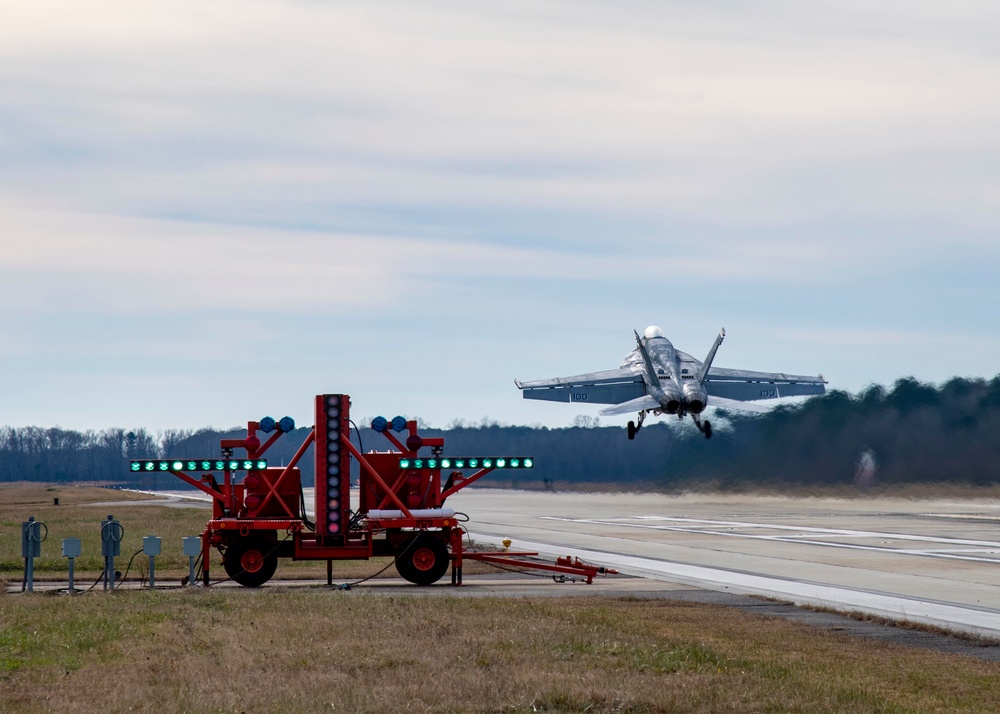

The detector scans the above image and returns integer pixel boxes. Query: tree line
[2,375,999,490]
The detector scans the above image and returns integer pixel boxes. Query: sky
[2,1,999,432]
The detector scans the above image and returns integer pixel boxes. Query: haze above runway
[448,489,1000,637]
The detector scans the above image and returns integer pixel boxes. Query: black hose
[115,548,144,589]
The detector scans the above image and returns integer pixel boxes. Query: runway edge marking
[468,532,1000,638]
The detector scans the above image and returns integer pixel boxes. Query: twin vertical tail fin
[697,328,726,383]
[634,330,662,390]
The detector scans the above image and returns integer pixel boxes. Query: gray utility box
[182,536,201,557]
[62,537,82,559]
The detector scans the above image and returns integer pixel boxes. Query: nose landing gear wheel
[395,533,450,585]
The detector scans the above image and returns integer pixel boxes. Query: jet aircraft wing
[515,367,646,406]
[703,367,826,402]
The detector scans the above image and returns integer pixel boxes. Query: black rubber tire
[627,421,636,440]
[395,533,450,586]
[224,536,278,587]
[704,420,713,440]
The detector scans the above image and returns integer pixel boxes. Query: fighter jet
[515,326,826,440]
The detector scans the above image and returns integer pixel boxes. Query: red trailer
[130,394,614,587]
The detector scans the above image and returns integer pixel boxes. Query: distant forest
[2,376,1000,490]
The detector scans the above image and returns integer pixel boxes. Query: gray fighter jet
[515,325,826,440]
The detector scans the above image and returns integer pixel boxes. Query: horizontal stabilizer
[707,396,772,413]
[515,369,646,405]
[598,395,661,416]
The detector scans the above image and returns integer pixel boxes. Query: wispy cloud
[2,1,999,428]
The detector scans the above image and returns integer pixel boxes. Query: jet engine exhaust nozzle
[683,383,708,414]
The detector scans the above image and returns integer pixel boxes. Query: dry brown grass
[1,484,212,581]
[2,590,1000,713]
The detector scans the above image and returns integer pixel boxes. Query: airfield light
[129,460,268,472]
[316,394,351,536]
[278,416,296,433]
[397,457,533,470]
[259,416,277,433]
[391,416,407,432]
[371,416,389,433]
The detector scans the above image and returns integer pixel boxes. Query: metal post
[25,518,34,593]
[62,538,81,595]
[21,517,43,593]
[182,536,201,587]
[143,536,161,589]
[102,515,122,591]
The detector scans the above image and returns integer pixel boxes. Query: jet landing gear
[627,411,647,440]
[693,416,712,440]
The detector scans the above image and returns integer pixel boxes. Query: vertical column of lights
[315,394,350,536]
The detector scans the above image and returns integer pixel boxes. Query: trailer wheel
[224,537,278,587]
[395,533,449,585]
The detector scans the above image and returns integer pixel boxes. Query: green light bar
[129,459,267,473]
[398,457,533,470]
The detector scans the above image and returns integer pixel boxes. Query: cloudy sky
[2,1,998,431]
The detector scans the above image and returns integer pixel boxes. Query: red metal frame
[153,393,616,587]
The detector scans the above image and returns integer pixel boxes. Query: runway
[448,489,1000,638]
[136,486,1000,637]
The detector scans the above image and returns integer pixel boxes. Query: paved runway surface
[449,489,1000,638]
[132,487,1000,638]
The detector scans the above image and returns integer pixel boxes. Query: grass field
[4,484,1000,713]
[4,588,1000,713]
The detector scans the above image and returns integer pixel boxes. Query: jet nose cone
[643,325,665,339]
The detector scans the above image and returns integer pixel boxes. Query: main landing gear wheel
[224,536,278,587]
[627,412,646,440]
[703,420,712,439]
[395,533,450,585]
